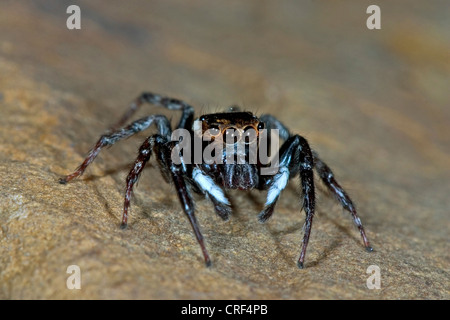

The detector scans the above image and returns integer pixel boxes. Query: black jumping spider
[59,92,372,268]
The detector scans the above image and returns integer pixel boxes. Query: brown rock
[0,1,448,299]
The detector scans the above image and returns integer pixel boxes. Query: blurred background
[0,0,448,299]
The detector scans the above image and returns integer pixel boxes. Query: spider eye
[257,122,265,130]
[209,127,220,136]
[243,126,257,144]
[223,127,240,145]
[204,125,221,140]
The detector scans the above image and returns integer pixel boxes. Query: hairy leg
[259,114,291,141]
[258,134,316,269]
[121,135,166,228]
[59,115,171,184]
[192,167,232,221]
[313,151,373,251]
[121,135,212,266]
[258,132,307,222]
[283,135,316,269]
[295,136,316,269]
[172,166,212,267]
[258,166,289,222]
[111,92,195,131]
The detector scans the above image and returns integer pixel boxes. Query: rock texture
[0,1,448,299]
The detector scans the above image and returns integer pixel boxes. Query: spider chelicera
[59,92,373,268]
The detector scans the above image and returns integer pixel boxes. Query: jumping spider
[59,92,372,268]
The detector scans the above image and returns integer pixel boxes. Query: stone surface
[0,0,448,299]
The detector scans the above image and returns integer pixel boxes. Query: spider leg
[312,151,373,252]
[258,135,316,268]
[295,136,316,269]
[257,132,306,222]
[59,115,171,184]
[257,166,289,222]
[172,167,212,267]
[122,135,164,227]
[259,114,291,141]
[121,135,211,266]
[258,114,295,222]
[111,92,195,131]
[192,167,232,221]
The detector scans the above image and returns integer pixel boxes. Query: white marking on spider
[192,168,230,205]
[265,166,290,206]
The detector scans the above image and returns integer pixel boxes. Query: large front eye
[257,122,265,130]
[223,127,240,145]
[204,125,221,140]
[243,126,257,144]
[209,126,221,136]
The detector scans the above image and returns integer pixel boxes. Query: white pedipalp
[265,166,290,206]
[192,167,230,205]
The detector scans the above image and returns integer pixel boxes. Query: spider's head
[194,109,264,145]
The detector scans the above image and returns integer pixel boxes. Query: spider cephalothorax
[198,111,262,139]
[59,92,373,268]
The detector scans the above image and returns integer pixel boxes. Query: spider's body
[60,92,372,268]
[194,111,264,191]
